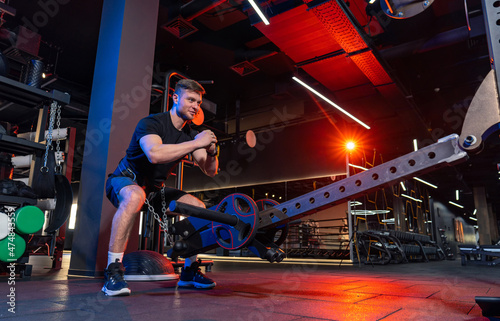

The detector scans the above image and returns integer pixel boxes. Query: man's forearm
[145,140,200,164]
[203,155,219,177]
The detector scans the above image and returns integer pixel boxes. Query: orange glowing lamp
[346,141,355,151]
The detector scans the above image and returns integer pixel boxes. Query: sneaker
[101,259,131,296]
[177,262,216,289]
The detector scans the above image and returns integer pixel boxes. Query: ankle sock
[107,251,124,268]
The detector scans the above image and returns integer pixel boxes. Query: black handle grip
[168,201,239,226]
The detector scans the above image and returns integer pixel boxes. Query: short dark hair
[174,79,206,96]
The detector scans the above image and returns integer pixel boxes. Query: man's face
[173,89,202,121]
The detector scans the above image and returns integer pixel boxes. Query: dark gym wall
[182,117,347,192]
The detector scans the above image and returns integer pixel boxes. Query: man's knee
[129,190,146,206]
[178,194,205,208]
[119,186,145,209]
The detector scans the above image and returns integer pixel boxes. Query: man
[103,79,218,296]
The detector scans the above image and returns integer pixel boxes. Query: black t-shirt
[118,112,198,188]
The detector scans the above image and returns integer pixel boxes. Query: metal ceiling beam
[379,26,480,60]
[180,0,227,21]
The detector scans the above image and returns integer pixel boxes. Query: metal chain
[54,104,63,173]
[161,184,168,220]
[160,186,172,247]
[41,101,58,172]
[143,185,174,246]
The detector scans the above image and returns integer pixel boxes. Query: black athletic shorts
[105,162,186,208]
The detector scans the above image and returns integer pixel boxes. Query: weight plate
[255,198,279,212]
[212,193,259,250]
[255,199,288,246]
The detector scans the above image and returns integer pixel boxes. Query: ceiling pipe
[180,0,227,21]
[379,26,473,60]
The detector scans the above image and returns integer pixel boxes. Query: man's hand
[192,130,219,177]
[206,143,217,155]
[195,130,217,149]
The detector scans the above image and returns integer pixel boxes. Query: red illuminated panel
[303,0,392,86]
[350,51,392,86]
[304,0,366,53]
[301,55,369,91]
[256,5,342,62]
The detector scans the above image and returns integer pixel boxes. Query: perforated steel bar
[259,134,467,229]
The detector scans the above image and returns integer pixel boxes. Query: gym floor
[0,253,498,320]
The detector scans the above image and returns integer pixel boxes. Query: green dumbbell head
[0,233,26,262]
[15,206,45,235]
